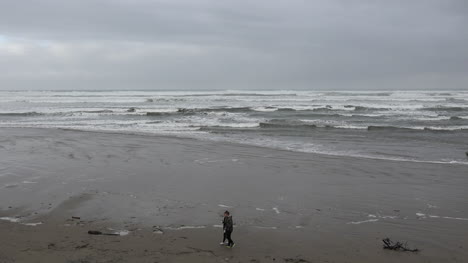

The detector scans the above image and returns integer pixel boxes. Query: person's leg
[222,232,227,243]
[226,231,234,246]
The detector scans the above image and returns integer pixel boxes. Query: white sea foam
[116,230,130,236]
[367,214,397,220]
[416,212,427,218]
[22,222,43,226]
[0,217,43,226]
[272,207,281,214]
[347,219,379,225]
[417,213,468,221]
[416,212,468,221]
[2,90,468,165]
[254,226,278,229]
[0,217,20,223]
[218,204,232,208]
[166,226,206,230]
[107,227,131,236]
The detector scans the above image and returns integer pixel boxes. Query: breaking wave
[2,90,468,165]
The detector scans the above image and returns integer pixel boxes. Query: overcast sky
[0,0,467,90]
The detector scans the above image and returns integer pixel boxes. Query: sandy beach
[1,127,467,262]
[2,0,468,261]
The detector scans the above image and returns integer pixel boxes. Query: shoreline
[1,127,467,262]
[1,126,467,166]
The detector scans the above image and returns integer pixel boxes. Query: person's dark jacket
[223,216,233,232]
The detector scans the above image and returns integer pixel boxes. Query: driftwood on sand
[88,230,119,236]
[382,238,419,252]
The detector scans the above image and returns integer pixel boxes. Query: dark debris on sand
[382,238,419,252]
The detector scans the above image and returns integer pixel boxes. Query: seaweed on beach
[382,238,419,252]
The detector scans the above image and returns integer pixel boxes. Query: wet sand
[1,127,467,262]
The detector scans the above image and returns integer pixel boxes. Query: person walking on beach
[220,210,235,248]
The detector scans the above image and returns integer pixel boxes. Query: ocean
[1,90,467,164]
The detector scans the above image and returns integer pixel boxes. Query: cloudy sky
[0,0,467,90]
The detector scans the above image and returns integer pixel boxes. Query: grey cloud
[0,0,467,90]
